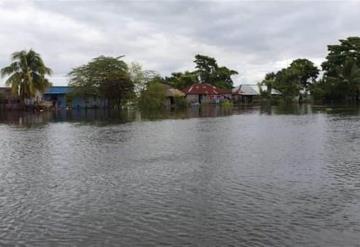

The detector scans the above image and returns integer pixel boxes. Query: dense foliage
[166,54,238,89]
[68,56,134,108]
[1,49,52,100]
[4,36,360,110]
[260,37,360,103]
[260,59,319,101]
[138,81,166,110]
[312,37,360,102]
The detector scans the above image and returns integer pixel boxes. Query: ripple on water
[0,110,360,246]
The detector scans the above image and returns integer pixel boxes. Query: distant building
[232,84,260,103]
[218,88,233,101]
[0,87,21,110]
[162,84,185,106]
[43,86,107,109]
[182,83,230,104]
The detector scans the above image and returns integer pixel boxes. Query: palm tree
[1,49,52,101]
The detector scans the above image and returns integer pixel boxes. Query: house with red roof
[182,83,232,104]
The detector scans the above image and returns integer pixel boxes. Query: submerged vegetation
[138,82,166,111]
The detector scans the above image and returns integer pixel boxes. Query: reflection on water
[1,104,360,246]
[1,104,356,127]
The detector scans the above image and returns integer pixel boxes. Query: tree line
[0,51,238,109]
[259,36,360,103]
[2,36,360,109]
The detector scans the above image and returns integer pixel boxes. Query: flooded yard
[1,105,360,246]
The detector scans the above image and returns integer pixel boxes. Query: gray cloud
[1,0,360,86]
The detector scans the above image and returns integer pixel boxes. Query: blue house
[43,86,107,109]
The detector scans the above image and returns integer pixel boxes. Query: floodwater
[1,105,360,246]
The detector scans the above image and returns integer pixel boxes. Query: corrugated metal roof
[238,85,259,96]
[182,83,219,95]
[44,86,72,95]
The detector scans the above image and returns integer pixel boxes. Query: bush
[220,99,233,108]
[174,96,188,108]
[138,82,166,110]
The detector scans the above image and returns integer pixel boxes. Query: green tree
[262,58,319,102]
[259,72,276,97]
[129,62,161,95]
[316,37,360,102]
[1,49,52,100]
[100,73,134,109]
[138,81,166,110]
[166,71,197,89]
[193,54,238,89]
[194,54,218,83]
[313,58,360,101]
[68,56,135,108]
[290,59,319,91]
[273,67,301,101]
[322,37,360,78]
[213,66,239,89]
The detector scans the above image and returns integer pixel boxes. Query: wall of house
[43,94,108,109]
[185,94,219,104]
[185,94,199,104]
[232,95,261,104]
[185,94,233,104]
[70,96,108,109]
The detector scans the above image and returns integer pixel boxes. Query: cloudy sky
[0,0,359,86]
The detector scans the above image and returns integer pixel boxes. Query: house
[0,87,21,110]
[232,84,260,103]
[43,86,107,109]
[182,83,222,104]
[232,84,282,103]
[218,89,233,101]
[43,86,71,108]
[162,84,185,106]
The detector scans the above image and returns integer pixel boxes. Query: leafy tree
[273,67,301,101]
[259,72,276,97]
[313,58,360,101]
[138,81,166,110]
[129,62,161,95]
[100,73,134,109]
[68,56,135,108]
[194,54,218,83]
[290,59,319,91]
[213,66,238,89]
[316,37,360,102]
[262,58,319,101]
[166,71,197,89]
[322,37,360,78]
[69,56,128,96]
[164,55,237,90]
[193,54,238,89]
[0,49,52,100]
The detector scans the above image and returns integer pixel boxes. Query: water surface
[1,105,360,246]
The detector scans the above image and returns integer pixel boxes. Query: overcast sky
[1,0,360,86]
